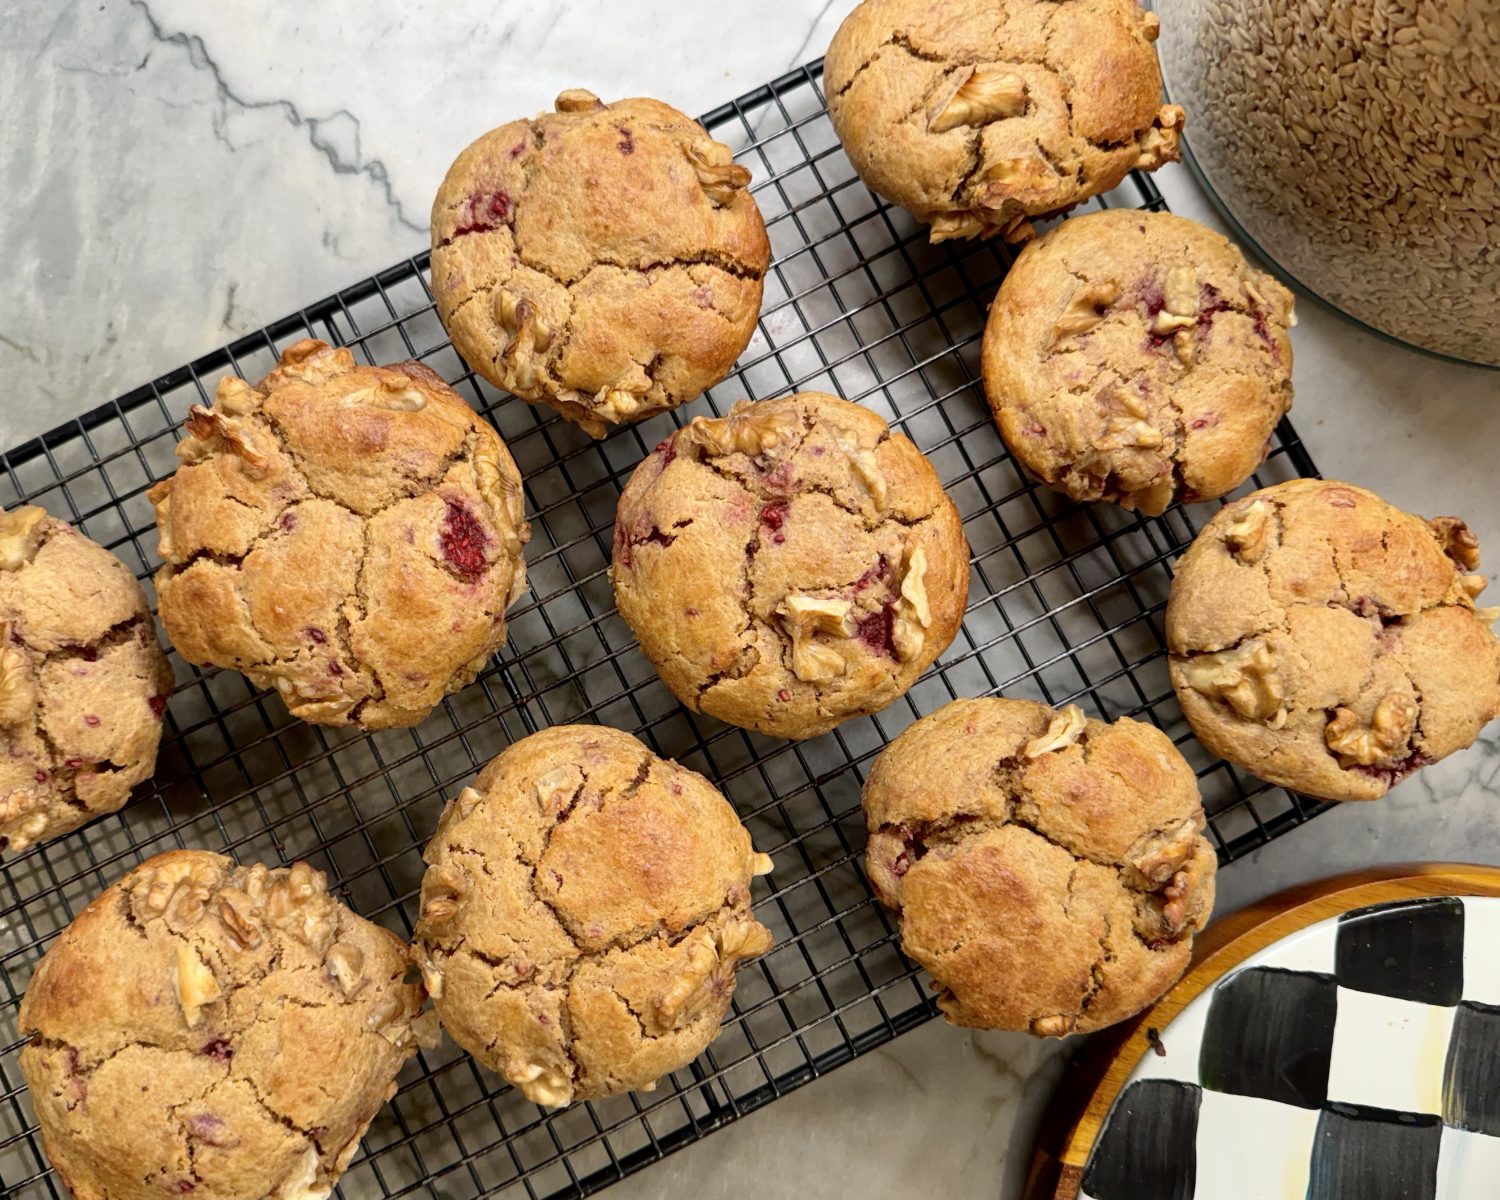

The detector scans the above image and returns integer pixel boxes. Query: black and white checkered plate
[1081,895,1500,1200]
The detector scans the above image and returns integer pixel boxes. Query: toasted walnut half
[215,893,262,950]
[593,386,649,425]
[928,65,1028,134]
[779,595,855,683]
[1050,279,1122,346]
[1024,704,1087,758]
[978,154,1055,194]
[175,943,222,1028]
[1134,106,1184,171]
[213,375,260,416]
[180,406,273,478]
[1430,516,1481,572]
[1101,415,1165,450]
[0,506,48,571]
[1149,266,1200,367]
[555,88,604,114]
[0,633,35,727]
[507,1059,574,1108]
[1179,639,1286,726]
[653,917,774,1033]
[535,765,584,819]
[258,861,340,955]
[685,140,752,207]
[1224,501,1272,564]
[362,380,428,412]
[1325,693,1419,767]
[679,402,799,460]
[892,545,933,663]
[493,290,554,397]
[831,427,888,509]
[324,941,367,998]
[271,339,352,387]
[132,857,222,929]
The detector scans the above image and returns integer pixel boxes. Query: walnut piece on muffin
[863,697,1215,1034]
[148,339,529,731]
[430,88,771,437]
[983,209,1296,515]
[414,725,773,1107]
[825,0,1184,243]
[610,394,970,740]
[1168,480,1500,802]
[19,850,425,1200]
[0,505,173,854]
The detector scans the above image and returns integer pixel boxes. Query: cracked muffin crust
[863,697,1215,1034]
[0,506,173,854]
[983,210,1296,516]
[824,0,1184,244]
[610,394,970,740]
[1167,480,1500,802]
[414,725,773,1107]
[148,339,529,730]
[430,88,771,437]
[19,850,425,1200]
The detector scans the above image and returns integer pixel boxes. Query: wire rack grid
[0,60,1328,1200]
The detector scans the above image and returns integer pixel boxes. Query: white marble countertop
[3,2,1498,1197]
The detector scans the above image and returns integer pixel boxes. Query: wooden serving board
[1028,864,1500,1200]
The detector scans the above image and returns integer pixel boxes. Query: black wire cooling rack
[0,61,1329,1200]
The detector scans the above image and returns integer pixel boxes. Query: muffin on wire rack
[610,394,970,740]
[0,504,173,854]
[863,697,1216,1035]
[148,339,529,731]
[415,725,774,1107]
[431,88,771,436]
[825,0,1184,243]
[19,850,426,1200]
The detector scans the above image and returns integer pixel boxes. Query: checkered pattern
[1081,897,1500,1200]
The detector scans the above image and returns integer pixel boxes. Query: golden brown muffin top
[611,393,970,739]
[863,697,1215,1034]
[415,725,773,1106]
[1168,480,1500,801]
[0,505,173,853]
[431,89,771,435]
[148,339,529,730]
[19,850,425,1200]
[825,0,1183,242]
[983,209,1295,515]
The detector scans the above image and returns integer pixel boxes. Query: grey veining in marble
[3,2,1499,1197]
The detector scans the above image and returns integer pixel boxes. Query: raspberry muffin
[414,726,773,1106]
[983,210,1296,515]
[825,0,1184,243]
[19,851,425,1200]
[148,339,529,730]
[611,394,970,740]
[431,88,771,437]
[1168,480,1500,802]
[0,505,173,854]
[863,697,1215,1034]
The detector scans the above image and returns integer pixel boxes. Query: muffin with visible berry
[415,725,773,1106]
[983,209,1296,515]
[431,88,771,437]
[148,339,529,730]
[0,505,173,854]
[19,850,425,1200]
[610,394,970,740]
[1168,480,1500,802]
[863,697,1215,1034]
[825,0,1184,243]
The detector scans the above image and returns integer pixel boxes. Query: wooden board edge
[1025,862,1500,1200]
